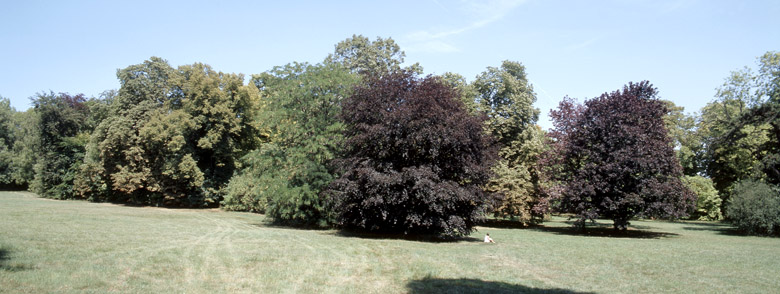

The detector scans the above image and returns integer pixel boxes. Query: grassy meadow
[1,191,778,293]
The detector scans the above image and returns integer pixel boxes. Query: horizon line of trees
[0,35,777,236]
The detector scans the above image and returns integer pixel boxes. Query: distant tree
[473,61,539,148]
[30,92,90,199]
[549,81,695,230]
[0,97,17,188]
[436,72,479,115]
[473,61,546,223]
[9,109,38,188]
[662,100,703,176]
[329,71,497,237]
[700,51,779,203]
[223,62,358,226]
[325,35,422,75]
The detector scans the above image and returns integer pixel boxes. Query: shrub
[727,180,780,236]
[683,175,723,221]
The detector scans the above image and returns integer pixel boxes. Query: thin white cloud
[404,0,527,53]
[405,40,461,53]
[564,37,600,52]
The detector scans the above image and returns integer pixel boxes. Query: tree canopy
[329,70,497,237]
[223,62,359,226]
[473,61,547,224]
[549,81,695,230]
[76,57,260,207]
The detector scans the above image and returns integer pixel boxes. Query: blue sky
[1,0,778,129]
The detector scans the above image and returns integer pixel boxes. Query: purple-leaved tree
[328,71,497,238]
[549,81,695,230]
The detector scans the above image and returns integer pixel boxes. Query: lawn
[1,191,778,293]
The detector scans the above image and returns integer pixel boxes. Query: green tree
[9,109,38,188]
[436,72,480,115]
[701,52,779,202]
[473,61,545,223]
[325,34,422,75]
[0,97,17,188]
[30,92,90,199]
[223,62,358,225]
[683,175,723,221]
[662,100,703,176]
[77,57,259,206]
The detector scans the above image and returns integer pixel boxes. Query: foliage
[549,81,696,230]
[436,72,480,115]
[699,89,769,200]
[0,97,17,188]
[727,180,780,236]
[702,51,780,205]
[473,61,546,223]
[662,100,703,176]
[76,57,259,207]
[473,61,539,149]
[329,71,497,238]
[7,110,38,188]
[29,92,90,199]
[223,62,358,226]
[683,175,723,221]
[325,34,422,75]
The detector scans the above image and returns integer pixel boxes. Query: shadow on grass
[480,219,534,229]
[334,230,482,243]
[532,224,678,239]
[250,221,481,243]
[406,277,593,294]
[681,221,749,236]
[0,247,32,272]
[481,219,671,239]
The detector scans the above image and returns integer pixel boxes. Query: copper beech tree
[549,81,695,230]
[329,71,497,237]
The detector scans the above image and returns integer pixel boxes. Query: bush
[683,176,723,221]
[727,180,780,236]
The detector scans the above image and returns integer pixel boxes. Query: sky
[1,0,778,129]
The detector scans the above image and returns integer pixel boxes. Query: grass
[1,191,779,293]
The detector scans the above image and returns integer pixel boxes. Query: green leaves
[224,62,358,225]
[77,57,260,207]
[473,61,546,223]
[325,35,422,75]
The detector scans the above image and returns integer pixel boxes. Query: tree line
[0,35,777,236]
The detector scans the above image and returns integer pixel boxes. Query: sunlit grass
[1,191,778,293]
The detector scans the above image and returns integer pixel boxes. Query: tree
[0,97,18,188]
[8,109,38,188]
[30,92,90,199]
[473,61,546,223]
[662,100,703,176]
[549,81,695,230]
[77,57,259,206]
[436,72,479,115]
[329,71,497,238]
[700,52,779,202]
[223,62,358,226]
[325,35,422,75]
